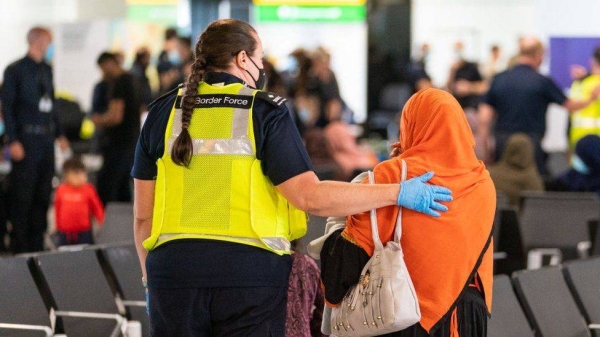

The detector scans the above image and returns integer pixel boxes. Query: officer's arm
[133,179,155,280]
[94,99,125,127]
[276,171,399,217]
[1,68,19,143]
[564,98,595,112]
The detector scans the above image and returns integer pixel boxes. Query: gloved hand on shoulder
[397,172,452,217]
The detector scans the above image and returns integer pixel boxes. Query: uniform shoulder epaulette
[255,90,287,107]
[148,83,183,108]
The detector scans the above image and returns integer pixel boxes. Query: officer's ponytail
[171,19,257,167]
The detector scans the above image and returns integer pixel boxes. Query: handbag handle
[367,171,384,252]
[394,159,408,243]
[367,159,408,251]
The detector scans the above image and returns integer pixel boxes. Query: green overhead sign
[127,4,178,25]
[256,5,366,23]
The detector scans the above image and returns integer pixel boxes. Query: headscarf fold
[343,88,496,333]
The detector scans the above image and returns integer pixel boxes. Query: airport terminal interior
[1,0,600,336]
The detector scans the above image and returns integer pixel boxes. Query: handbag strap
[367,171,384,251]
[367,160,407,249]
[394,159,408,242]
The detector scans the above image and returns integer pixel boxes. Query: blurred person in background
[285,240,326,337]
[1,27,70,253]
[446,41,487,114]
[568,46,600,150]
[157,28,181,94]
[92,52,140,205]
[311,47,349,127]
[285,49,342,177]
[157,62,182,96]
[488,133,544,206]
[547,135,600,195]
[177,36,194,89]
[287,48,321,135]
[53,157,104,247]
[157,27,179,69]
[483,44,506,81]
[406,43,434,93]
[131,47,153,113]
[478,37,600,176]
[263,58,287,98]
[0,83,8,252]
[178,36,194,66]
[324,104,378,181]
[283,48,312,96]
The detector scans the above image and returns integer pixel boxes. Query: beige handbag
[330,160,421,336]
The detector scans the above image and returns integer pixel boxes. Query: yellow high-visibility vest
[143,81,307,255]
[570,74,600,148]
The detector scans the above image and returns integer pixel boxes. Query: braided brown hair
[171,19,258,167]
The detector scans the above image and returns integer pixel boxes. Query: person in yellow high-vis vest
[569,47,600,150]
[131,19,452,337]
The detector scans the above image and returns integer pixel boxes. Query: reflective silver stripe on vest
[156,233,291,252]
[231,86,255,139]
[167,138,253,156]
[167,86,255,156]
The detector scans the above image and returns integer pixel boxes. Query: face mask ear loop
[246,57,261,89]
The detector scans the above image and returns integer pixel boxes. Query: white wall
[535,0,600,38]
[412,0,537,87]
[53,21,112,111]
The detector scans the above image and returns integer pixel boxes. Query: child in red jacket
[54,157,104,246]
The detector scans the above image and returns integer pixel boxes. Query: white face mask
[572,155,591,175]
[298,108,311,122]
[168,50,181,66]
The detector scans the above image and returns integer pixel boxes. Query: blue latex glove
[397,172,453,217]
[145,287,149,316]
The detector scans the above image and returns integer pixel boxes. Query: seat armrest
[0,323,53,337]
[122,300,147,307]
[55,310,127,337]
[589,323,600,330]
[527,248,562,270]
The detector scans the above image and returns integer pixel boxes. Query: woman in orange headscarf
[320,88,495,336]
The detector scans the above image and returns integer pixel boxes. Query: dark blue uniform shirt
[131,72,314,288]
[1,55,63,145]
[483,64,567,136]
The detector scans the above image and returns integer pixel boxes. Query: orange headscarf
[343,88,495,333]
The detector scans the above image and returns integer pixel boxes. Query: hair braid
[171,39,206,167]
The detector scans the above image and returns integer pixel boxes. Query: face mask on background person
[246,57,267,90]
[572,155,591,175]
[298,108,311,123]
[168,50,181,66]
[287,56,298,72]
[0,120,5,136]
[44,43,55,63]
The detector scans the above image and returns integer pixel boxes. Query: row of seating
[489,257,600,337]
[0,243,147,337]
[93,203,134,246]
[494,192,600,273]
